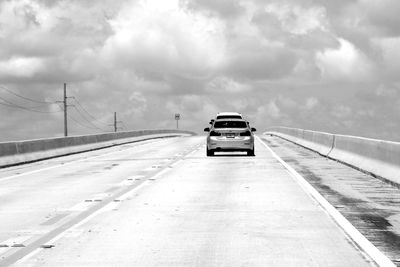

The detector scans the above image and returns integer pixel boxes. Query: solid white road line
[256,136,395,267]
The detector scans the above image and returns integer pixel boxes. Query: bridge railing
[264,127,400,186]
[0,129,196,168]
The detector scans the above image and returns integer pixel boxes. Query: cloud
[358,0,400,37]
[0,0,400,141]
[263,3,328,35]
[0,0,113,58]
[316,38,376,82]
[305,97,319,110]
[0,57,45,78]
[225,40,298,80]
[102,0,226,81]
[372,37,400,81]
[205,76,251,94]
[128,92,147,117]
[331,105,353,119]
[0,0,112,84]
[183,0,244,18]
[265,101,281,119]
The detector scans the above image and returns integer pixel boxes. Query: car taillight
[210,131,222,136]
[240,131,251,136]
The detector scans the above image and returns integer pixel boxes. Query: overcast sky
[0,0,399,141]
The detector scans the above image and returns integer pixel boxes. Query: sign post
[175,113,180,129]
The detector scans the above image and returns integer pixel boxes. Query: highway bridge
[0,129,399,266]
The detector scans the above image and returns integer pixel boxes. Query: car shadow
[210,153,255,157]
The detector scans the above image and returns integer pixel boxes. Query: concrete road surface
[0,136,375,266]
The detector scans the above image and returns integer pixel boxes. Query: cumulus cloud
[316,38,376,82]
[183,0,244,18]
[205,76,251,94]
[0,0,399,141]
[102,0,226,80]
[358,0,400,37]
[305,97,319,110]
[0,0,112,83]
[263,3,327,35]
[373,37,400,81]
[128,91,147,117]
[225,42,298,80]
[0,57,45,78]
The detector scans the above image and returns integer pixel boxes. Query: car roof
[213,118,247,122]
[216,112,242,116]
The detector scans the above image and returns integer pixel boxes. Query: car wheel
[247,148,255,156]
[206,148,214,156]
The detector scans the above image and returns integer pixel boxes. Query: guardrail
[0,129,196,168]
[264,127,400,186]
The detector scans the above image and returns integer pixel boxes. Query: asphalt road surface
[0,136,380,266]
[261,134,400,266]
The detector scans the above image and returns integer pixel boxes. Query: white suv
[204,119,256,156]
[209,112,243,125]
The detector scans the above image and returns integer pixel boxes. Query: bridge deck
[0,136,384,266]
[261,135,400,265]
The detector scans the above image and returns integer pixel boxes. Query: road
[0,136,378,266]
[261,134,400,265]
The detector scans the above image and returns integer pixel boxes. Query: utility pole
[57,83,73,137]
[110,112,123,132]
[114,112,117,132]
[63,83,68,137]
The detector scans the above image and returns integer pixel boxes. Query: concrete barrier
[0,143,18,157]
[0,129,196,168]
[264,127,400,186]
[265,127,333,154]
[329,134,400,185]
[300,130,335,155]
[265,127,301,143]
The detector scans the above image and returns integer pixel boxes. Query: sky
[0,0,399,142]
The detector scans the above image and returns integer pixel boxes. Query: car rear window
[213,121,248,128]
[216,115,242,119]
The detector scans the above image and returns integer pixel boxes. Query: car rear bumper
[207,136,254,151]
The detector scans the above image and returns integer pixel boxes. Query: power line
[0,83,116,135]
[0,85,56,104]
[55,85,111,134]
[71,106,109,131]
[56,102,107,131]
[0,96,62,114]
[71,98,110,127]
[0,101,25,109]
[120,121,127,130]
[66,85,111,128]
[68,113,106,131]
